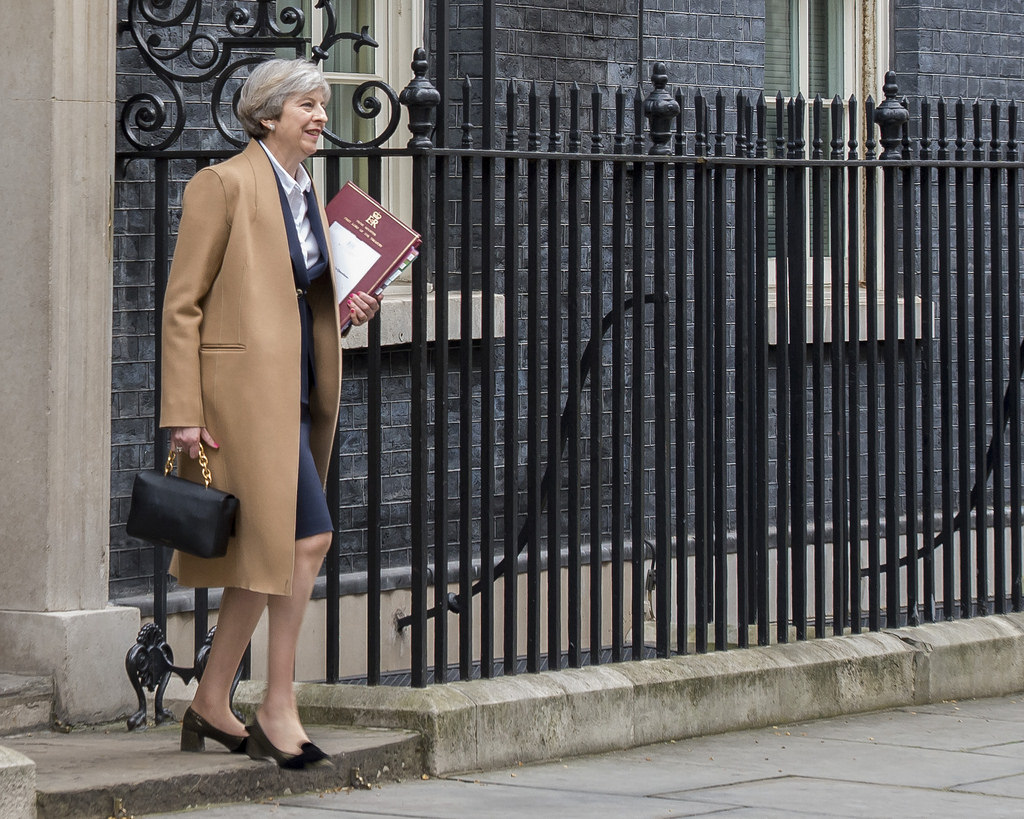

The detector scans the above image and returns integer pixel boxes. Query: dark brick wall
[894,0,1024,101]
[439,0,763,142]
[644,0,765,95]
[110,158,158,594]
[445,0,764,90]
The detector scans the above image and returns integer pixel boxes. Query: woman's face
[262,90,327,171]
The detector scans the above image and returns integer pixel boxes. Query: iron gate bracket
[125,623,242,730]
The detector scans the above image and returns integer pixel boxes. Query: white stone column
[0,0,139,723]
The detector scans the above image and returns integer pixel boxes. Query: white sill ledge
[767,289,927,345]
[342,283,507,350]
[340,286,923,350]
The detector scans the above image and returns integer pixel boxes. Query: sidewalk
[140,692,1024,818]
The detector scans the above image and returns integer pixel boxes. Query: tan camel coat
[160,140,341,595]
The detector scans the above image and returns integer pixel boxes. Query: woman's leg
[190,586,267,735]
[256,530,333,754]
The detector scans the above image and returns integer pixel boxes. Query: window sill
[767,289,927,345]
[341,283,507,349]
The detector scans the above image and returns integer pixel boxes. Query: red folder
[325,181,421,332]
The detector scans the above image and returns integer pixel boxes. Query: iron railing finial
[400,48,440,150]
[874,70,909,159]
[644,61,679,155]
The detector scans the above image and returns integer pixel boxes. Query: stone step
[3,721,423,818]
[0,674,53,736]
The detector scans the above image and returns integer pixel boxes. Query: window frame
[304,0,423,323]
[763,0,915,344]
[302,0,423,226]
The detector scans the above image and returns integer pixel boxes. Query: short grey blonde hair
[236,58,331,139]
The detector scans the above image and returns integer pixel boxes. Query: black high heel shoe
[245,719,332,770]
[179,707,248,754]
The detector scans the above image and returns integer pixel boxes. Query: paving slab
[4,722,422,818]
[953,771,1024,799]
[464,746,791,795]
[783,703,1024,752]
[657,776,1024,818]
[958,739,1024,760]
[893,695,1024,721]
[476,725,1024,791]
[158,779,723,818]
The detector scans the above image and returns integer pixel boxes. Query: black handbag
[126,443,239,559]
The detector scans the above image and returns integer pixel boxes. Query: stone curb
[0,744,36,819]
[6,723,423,819]
[235,612,1024,775]
[33,731,420,819]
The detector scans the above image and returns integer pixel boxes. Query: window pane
[808,1,829,97]
[276,1,312,61]
[321,0,376,75]
[765,0,793,96]
[808,0,844,97]
[325,83,373,187]
[275,1,375,74]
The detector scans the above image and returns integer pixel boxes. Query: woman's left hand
[346,291,382,327]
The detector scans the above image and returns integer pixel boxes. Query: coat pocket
[199,343,247,352]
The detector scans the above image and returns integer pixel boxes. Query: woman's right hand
[169,426,219,460]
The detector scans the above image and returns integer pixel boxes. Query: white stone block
[0,745,35,819]
[0,607,140,724]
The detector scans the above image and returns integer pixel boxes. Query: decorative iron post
[643,61,679,156]
[874,71,909,160]
[874,71,908,627]
[398,46,438,685]
[399,48,441,150]
[643,62,679,656]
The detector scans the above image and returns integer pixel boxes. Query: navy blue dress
[274,176,334,540]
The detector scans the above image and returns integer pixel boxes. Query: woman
[160,58,379,769]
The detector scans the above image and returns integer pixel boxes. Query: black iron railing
[392,61,1024,683]
[116,0,1024,707]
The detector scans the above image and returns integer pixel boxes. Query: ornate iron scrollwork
[125,623,243,730]
[119,0,399,151]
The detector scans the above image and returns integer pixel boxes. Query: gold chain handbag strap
[163,442,214,488]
